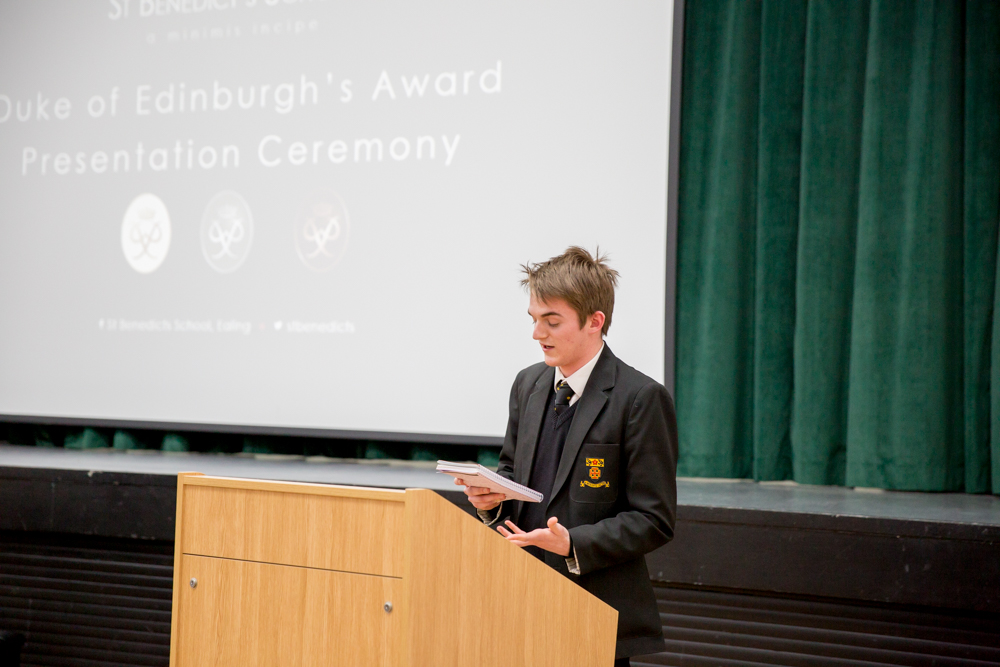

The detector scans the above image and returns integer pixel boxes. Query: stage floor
[0,443,997,528]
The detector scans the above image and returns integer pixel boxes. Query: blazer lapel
[515,366,554,488]
[548,346,617,507]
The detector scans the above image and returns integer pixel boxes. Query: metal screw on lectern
[190,578,198,589]
[383,602,393,613]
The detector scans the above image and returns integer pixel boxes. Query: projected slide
[0,0,674,440]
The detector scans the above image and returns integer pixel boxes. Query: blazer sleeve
[497,370,521,480]
[478,370,523,526]
[568,381,678,575]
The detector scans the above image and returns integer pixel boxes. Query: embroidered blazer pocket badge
[571,444,619,503]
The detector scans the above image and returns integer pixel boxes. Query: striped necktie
[554,379,575,415]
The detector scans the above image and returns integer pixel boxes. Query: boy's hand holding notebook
[436,460,543,503]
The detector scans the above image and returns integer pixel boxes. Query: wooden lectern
[169,473,618,667]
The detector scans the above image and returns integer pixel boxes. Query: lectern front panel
[170,476,619,667]
[181,482,405,577]
[176,554,401,667]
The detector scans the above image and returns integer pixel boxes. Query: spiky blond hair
[520,246,619,335]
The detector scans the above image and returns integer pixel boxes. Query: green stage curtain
[676,0,1000,492]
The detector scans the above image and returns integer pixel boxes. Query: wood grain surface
[169,475,617,667]
[404,488,618,667]
[175,554,400,667]
[169,472,203,665]
[181,482,405,577]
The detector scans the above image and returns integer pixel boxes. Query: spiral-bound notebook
[436,460,543,503]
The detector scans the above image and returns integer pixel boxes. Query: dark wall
[1,532,172,667]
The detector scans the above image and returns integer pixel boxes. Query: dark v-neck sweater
[520,385,578,561]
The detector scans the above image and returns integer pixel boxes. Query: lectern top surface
[180,472,407,502]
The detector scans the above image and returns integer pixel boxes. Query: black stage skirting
[1,444,998,667]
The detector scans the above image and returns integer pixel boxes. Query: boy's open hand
[497,516,571,557]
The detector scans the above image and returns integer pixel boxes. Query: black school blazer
[494,344,678,659]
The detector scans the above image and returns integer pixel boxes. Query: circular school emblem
[201,191,254,274]
[589,467,601,480]
[294,190,350,272]
[121,193,171,274]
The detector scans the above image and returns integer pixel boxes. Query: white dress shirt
[554,343,605,406]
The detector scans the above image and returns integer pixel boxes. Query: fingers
[454,478,505,510]
[468,487,498,497]
[498,523,529,543]
[505,538,533,548]
[500,522,570,556]
[468,494,504,510]
[464,484,501,498]
[504,520,526,535]
[452,478,489,495]
[503,529,542,548]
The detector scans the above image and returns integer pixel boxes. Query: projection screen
[0,0,676,442]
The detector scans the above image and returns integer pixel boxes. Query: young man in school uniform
[457,246,678,666]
